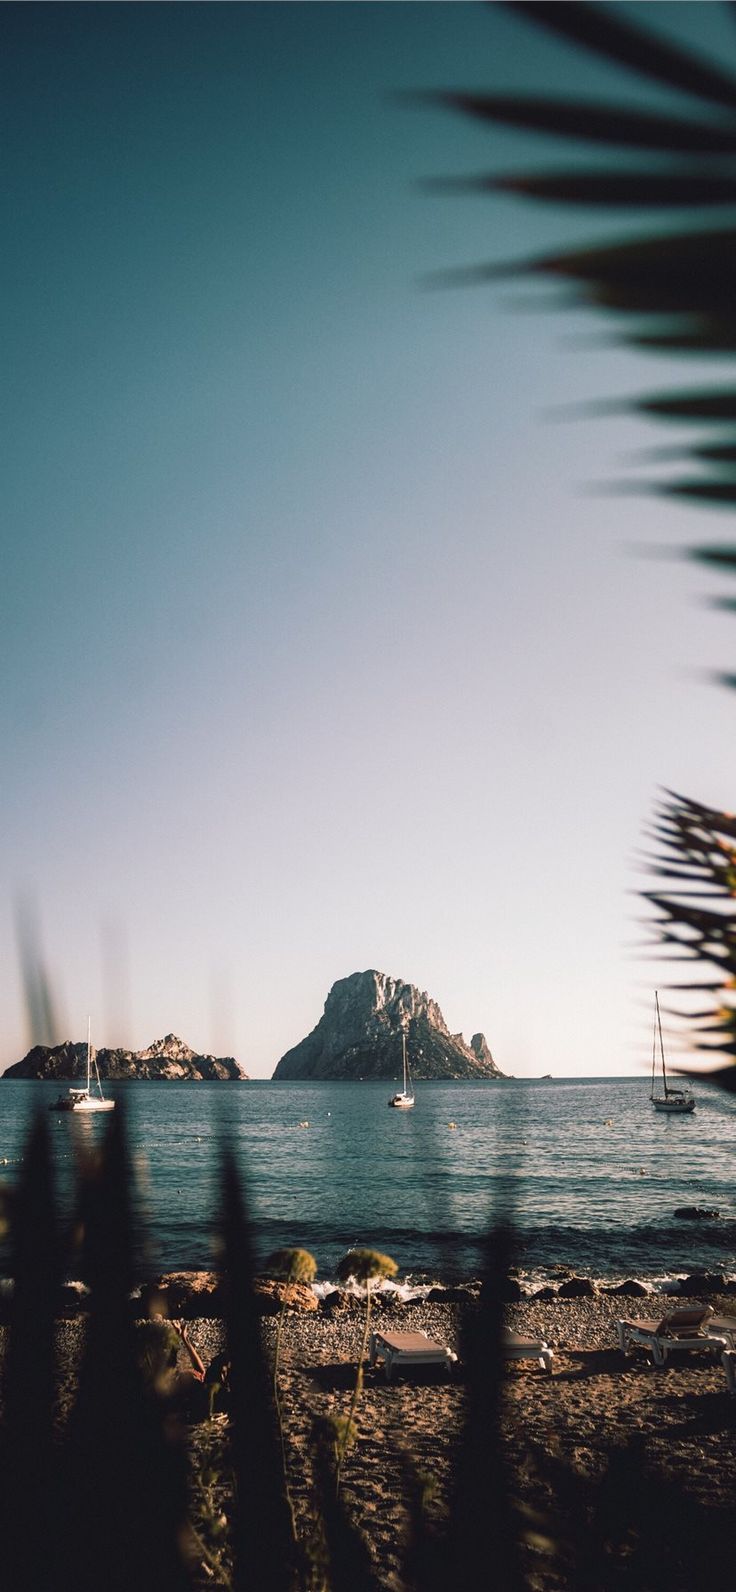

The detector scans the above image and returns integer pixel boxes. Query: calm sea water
[1,1077,735,1286]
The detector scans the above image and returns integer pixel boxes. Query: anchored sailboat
[50,1018,115,1113]
[650,992,694,1115]
[389,1033,415,1109]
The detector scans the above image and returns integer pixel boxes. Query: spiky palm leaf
[645,790,736,1078]
[422,0,736,571]
[423,1,736,1071]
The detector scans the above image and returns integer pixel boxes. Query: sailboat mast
[402,1032,407,1094]
[655,991,668,1097]
[651,1002,657,1099]
[87,1015,91,1092]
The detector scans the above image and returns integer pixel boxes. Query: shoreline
[3,1259,736,1321]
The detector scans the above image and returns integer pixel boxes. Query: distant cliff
[3,1033,246,1081]
[272,971,504,1081]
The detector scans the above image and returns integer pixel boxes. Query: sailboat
[49,1018,115,1113]
[388,1033,415,1109]
[650,992,694,1115]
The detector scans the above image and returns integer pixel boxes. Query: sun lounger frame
[616,1305,729,1367]
[368,1328,457,1381]
[502,1331,554,1374]
[368,1327,554,1380]
[704,1314,736,1351]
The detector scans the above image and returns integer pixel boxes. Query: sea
[0,1077,734,1290]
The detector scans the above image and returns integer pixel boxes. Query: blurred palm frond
[645,790,736,1074]
[423,1,736,543]
[422,1,736,1074]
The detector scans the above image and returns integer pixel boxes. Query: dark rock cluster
[673,1206,721,1220]
[272,970,504,1081]
[138,1271,318,1319]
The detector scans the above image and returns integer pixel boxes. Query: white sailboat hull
[649,993,695,1115]
[389,1033,415,1108]
[49,1018,115,1113]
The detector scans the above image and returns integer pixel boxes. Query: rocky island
[272,969,504,1081]
[2,1033,246,1081]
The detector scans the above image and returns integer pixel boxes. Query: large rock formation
[272,971,504,1081]
[3,1033,246,1081]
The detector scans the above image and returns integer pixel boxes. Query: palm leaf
[489,170,736,207]
[423,3,736,1071]
[510,0,736,109]
[645,793,736,1068]
[422,5,736,581]
[427,92,736,152]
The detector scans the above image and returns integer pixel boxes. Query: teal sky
[3,2,736,1078]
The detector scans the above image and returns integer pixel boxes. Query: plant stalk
[335,1280,373,1494]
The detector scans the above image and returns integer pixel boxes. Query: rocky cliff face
[3,1033,246,1081]
[272,971,504,1081]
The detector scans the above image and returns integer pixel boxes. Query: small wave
[312,1276,436,1302]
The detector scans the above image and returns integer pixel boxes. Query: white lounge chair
[708,1318,736,1393]
[704,1313,736,1350]
[502,1330,554,1374]
[368,1328,457,1381]
[616,1305,728,1367]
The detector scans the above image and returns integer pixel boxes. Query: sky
[3,1,736,1080]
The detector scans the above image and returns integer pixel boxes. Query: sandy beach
[2,1286,732,1585]
[120,1292,736,1587]
[4,1287,735,1586]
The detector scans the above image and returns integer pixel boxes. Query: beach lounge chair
[368,1328,457,1381]
[616,1305,728,1367]
[721,1349,736,1394]
[704,1314,736,1350]
[502,1330,554,1374]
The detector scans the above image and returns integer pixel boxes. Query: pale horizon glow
[3,4,735,1081]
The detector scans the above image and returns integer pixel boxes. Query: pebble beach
[260,1294,736,1581]
[18,1287,736,1589]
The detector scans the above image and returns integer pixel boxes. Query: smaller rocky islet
[2,1033,245,1081]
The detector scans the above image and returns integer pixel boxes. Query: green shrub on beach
[266,1247,318,1284]
[333,1248,398,1493]
[334,1248,398,1287]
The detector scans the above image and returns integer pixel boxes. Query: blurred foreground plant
[267,1247,319,1544]
[221,1154,295,1592]
[333,1248,398,1492]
